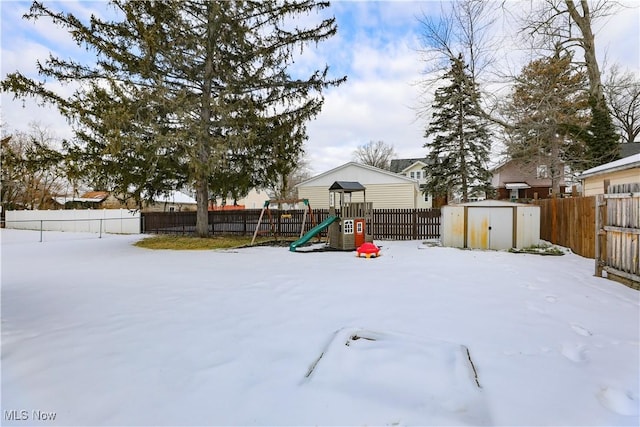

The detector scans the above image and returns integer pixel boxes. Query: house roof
[579,153,640,179]
[153,190,197,204]
[620,142,640,158]
[53,196,105,205]
[328,181,366,192]
[80,191,109,201]
[389,158,430,173]
[505,183,531,190]
[296,162,418,188]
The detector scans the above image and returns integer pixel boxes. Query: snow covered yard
[1,229,638,426]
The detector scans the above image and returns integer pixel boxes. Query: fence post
[40,220,43,243]
[99,218,103,239]
[550,197,558,245]
[594,194,603,277]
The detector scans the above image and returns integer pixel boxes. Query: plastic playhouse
[289,181,374,252]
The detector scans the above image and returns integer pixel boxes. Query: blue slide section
[289,216,339,252]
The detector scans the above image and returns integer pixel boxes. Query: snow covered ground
[2,229,639,426]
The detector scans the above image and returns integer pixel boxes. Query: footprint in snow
[561,343,589,363]
[597,387,639,416]
[545,295,557,303]
[570,323,592,337]
[526,302,546,314]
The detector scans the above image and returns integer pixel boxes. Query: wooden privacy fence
[533,197,596,258]
[142,208,441,240]
[595,184,640,288]
[373,209,441,240]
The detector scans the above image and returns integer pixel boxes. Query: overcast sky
[1,1,639,176]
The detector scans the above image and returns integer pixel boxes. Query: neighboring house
[580,153,640,196]
[211,188,277,210]
[296,162,423,209]
[143,190,197,212]
[53,191,110,209]
[389,158,433,208]
[491,159,569,201]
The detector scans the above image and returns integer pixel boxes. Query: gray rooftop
[329,181,366,192]
[620,142,640,158]
[389,158,430,173]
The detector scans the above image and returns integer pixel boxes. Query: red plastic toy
[356,242,381,258]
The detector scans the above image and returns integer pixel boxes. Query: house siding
[583,168,640,196]
[298,183,416,209]
[397,162,432,208]
[296,162,419,209]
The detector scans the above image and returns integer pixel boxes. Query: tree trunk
[195,179,209,237]
[194,3,215,238]
[565,0,605,108]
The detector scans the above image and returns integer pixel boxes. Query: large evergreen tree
[2,0,344,236]
[504,50,590,195]
[584,98,620,168]
[423,55,493,203]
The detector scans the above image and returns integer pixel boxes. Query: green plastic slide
[289,215,339,252]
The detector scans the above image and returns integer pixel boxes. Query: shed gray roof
[328,181,366,192]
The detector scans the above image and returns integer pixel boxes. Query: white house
[296,162,424,209]
[389,158,433,208]
[147,190,197,212]
[212,188,272,210]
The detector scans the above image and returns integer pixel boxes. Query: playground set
[250,181,379,257]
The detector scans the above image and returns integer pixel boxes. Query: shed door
[467,208,513,250]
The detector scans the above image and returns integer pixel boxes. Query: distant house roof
[328,181,366,192]
[620,142,640,158]
[54,191,109,205]
[296,162,418,188]
[153,190,197,204]
[80,191,109,201]
[389,158,430,174]
[580,153,640,179]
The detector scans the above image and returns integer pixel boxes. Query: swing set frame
[250,198,314,245]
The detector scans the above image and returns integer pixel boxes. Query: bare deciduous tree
[416,0,513,129]
[1,123,67,210]
[417,0,500,82]
[604,64,640,144]
[352,140,397,170]
[523,1,628,110]
[522,0,624,166]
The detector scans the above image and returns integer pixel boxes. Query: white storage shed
[441,200,540,250]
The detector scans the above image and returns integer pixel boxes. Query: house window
[415,171,422,179]
[329,193,335,207]
[343,219,354,234]
[424,193,430,202]
[537,165,548,179]
[410,172,415,179]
